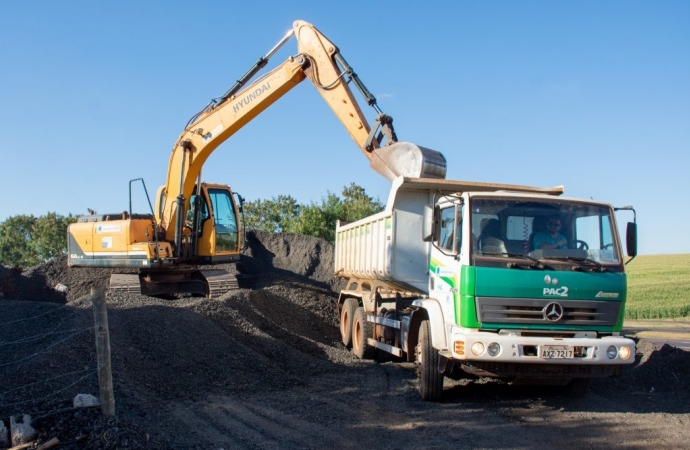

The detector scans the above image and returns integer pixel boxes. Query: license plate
[541,345,574,359]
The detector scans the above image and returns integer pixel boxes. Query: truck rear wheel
[340,298,358,348]
[352,307,374,360]
[416,319,443,401]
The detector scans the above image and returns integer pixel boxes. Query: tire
[352,307,374,360]
[416,319,443,401]
[340,298,358,348]
[563,378,591,398]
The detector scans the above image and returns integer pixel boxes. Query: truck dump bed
[335,207,430,293]
[334,177,565,293]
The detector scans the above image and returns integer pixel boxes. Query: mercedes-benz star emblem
[543,302,564,322]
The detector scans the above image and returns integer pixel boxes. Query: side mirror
[422,205,441,242]
[236,193,245,213]
[422,205,434,242]
[626,222,637,257]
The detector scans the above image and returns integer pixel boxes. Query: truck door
[429,203,463,323]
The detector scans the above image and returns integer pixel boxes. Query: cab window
[438,205,462,253]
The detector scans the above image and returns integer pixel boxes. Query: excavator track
[109,274,143,295]
[200,269,239,298]
[108,269,238,298]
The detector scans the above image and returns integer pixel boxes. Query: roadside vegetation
[2,189,687,320]
[625,254,690,319]
[0,212,77,268]
[0,183,383,269]
[242,183,383,243]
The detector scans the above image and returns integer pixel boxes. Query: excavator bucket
[370,142,447,181]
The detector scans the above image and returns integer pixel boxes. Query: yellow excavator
[67,20,447,297]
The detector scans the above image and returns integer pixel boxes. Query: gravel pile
[1,231,347,449]
[1,230,688,449]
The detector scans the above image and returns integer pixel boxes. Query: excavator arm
[158,20,446,240]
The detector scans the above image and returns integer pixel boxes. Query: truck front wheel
[340,298,358,348]
[416,319,443,401]
[352,307,374,360]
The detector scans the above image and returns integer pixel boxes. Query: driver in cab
[533,215,569,250]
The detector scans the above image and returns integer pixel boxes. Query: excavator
[67,20,447,297]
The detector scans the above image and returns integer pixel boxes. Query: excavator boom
[158,20,446,238]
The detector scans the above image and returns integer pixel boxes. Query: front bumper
[443,330,635,365]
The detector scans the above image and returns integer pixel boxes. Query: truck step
[368,338,403,357]
[367,314,401,329]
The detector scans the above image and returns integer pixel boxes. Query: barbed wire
[0,368,99,411]
[0,324,93,347]
[0,326,94,369]
[0,288,128,435]
[0,302,75,327]
[0,367,97,399]
[30,404,102,423]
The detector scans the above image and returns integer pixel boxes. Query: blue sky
[1,1,688,255]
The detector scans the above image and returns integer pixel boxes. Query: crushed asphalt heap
[1,230,689,449]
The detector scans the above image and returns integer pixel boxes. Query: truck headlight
[619,345,631,360]
[488,343,501,357]
[606,345,618,359]
[471,342,485,356]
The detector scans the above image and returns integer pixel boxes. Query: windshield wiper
[573,257,607,272]
[543,255,607,272]
[504,253,547,270]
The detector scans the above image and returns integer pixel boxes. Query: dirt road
[1,231,689,449]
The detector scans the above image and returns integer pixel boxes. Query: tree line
[0,183,383,269]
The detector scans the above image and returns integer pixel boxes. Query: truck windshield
[470,197,621,266]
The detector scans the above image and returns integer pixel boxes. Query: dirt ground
[1,230,689,450]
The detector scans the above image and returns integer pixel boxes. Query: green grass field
[625,254,690,319]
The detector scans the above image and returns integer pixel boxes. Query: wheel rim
[340,309,350,337]
[353,321,361,352]
[415,342,423,375]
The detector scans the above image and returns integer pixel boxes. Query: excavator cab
[156,183,243,262]
[185,183,243,261]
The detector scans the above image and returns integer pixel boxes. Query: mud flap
[438,354,451,375]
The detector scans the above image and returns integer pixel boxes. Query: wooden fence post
[92,286,115,416]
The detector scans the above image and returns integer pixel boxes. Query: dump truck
[336,176,638,400]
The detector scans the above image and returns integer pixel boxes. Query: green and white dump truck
[336,176,638,400]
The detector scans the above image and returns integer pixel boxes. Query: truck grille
[475,297,621,326]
